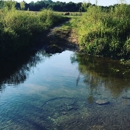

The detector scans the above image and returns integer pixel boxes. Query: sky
[22,0,130,6]
[53,0,130,6]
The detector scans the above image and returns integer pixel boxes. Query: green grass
[1,2,130,60]
[56,16,80,32]
[54,11,83,16]
[0,5,65,57]
[77,4,130,59]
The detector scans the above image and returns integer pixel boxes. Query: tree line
[0,0,123,12]
[15,0,83,12]
[14,0,115,12]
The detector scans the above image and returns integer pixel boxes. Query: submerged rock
[122,96,130,99]
[96,100,109,105]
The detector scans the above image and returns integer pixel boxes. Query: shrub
[0,3,64,55]
[78,4,130,59]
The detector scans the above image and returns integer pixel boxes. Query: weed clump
[0,1,64,57]
[78,4,130,59]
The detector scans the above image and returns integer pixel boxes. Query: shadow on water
[1,49,130,130]
[71,53,130,98]
[0,50,51,92]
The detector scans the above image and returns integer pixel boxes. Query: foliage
[20,1,25,10]
[28,1,83,12]
[0,1,64,57]
[13,0,84,12]
[58,16,81,30]
[78,4,130,59]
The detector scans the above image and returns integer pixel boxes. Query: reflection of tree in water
[71,53,130,98]
[0,51,50,91]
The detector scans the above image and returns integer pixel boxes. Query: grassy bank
[0,4,65,59]
[57,4,130,60]
[78,4,130,59]
[2,2,130,60]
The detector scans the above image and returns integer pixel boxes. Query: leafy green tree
[3,0,16,11]
[20,1,25,10]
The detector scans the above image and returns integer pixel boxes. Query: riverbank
[49,4,130,60]
[1,3,130,61]
[40,17,79,54]
[0,7,67,61]
[78,4,130,60]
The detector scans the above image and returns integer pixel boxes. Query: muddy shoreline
[33,19,79,54]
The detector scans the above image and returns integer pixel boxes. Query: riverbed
[0,50,130,130]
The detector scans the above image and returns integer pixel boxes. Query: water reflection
[0,51,50,91]
[1,50,130,130]
[71,53,130,98]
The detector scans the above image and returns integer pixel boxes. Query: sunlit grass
[78,4,130,59]
[0,6,64,55]
[58,16,80,31]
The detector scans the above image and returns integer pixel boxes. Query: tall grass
[0,2,64,57]
[78,4,130,59]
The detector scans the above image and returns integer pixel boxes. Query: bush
[78,4,130,59]
[0,3,64,56]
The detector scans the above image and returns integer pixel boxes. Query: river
[0,50,130,130]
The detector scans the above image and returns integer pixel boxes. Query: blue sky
[23,0,130,5]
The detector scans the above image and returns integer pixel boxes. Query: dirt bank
[42,20,79,54]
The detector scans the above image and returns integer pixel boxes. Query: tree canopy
[1,0,127,12]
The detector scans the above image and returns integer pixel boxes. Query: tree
[20,1,25,10]
[4,0,16,10]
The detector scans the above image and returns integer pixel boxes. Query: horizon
[19,0,130,6]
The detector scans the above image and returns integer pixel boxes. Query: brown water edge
[33,19,79,54]
[44,29,79,54]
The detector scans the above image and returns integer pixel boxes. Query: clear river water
[1,50,130,130]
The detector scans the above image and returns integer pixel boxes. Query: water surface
[0,50,130,130]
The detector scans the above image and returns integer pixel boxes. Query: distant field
[54,11,83,16]
[23,10,84,16]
